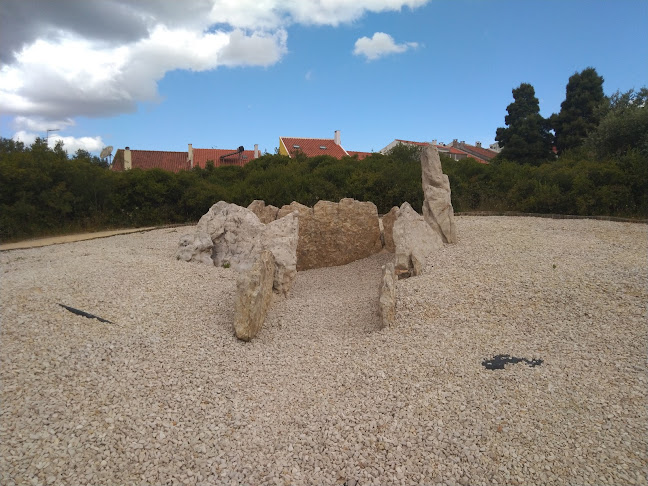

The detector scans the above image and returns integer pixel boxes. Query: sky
[1,0,646,157]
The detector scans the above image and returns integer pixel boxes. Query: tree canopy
[551,67,605,154]
[495,83,554,165]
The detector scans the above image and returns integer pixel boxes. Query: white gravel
[1,216,646,486]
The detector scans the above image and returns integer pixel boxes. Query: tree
[551,67,605,154]
[495,83,554,165]
[585,87,648,158]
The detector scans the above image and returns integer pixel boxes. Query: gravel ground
[1,216,646,486]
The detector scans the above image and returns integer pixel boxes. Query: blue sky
[1,0,646,156]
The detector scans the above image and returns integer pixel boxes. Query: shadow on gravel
[482,354,543,370]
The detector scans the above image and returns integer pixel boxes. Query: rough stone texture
[186,201,298,295]
[262,212,299,296]
[421,145,457,243]
[378,262,397,328]
[381,206,399,253]
[393,202,443,278]
[279,198,382,271]
[277,201,310,220]
[175,231,213,265]
[247,200,279,224]
[1,217,646,486]
[233,250,275,341]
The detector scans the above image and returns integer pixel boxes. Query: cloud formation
[353,32,419,60]
[0,0,429,149]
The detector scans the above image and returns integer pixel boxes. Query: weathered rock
[421,145,457,244]
[183,201,298,295]
[379,262,397,328]
[248,200,279,224]
[263,211,299,296]
[381,206,399,253]
[233,250,275,341]
[277,201,310,220]
[279,198,382,271]
[393,202,443,278]
[175,232,214,265]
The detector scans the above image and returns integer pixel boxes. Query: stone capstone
[175,232,214,265]
[381,206,399,253]
[379,262,397,328]
[233,250,275,341]
[279,198,383,271]
[421,145,457,244]
[179,201,298,295]
[247,200,279,224]
[392,202,443,278]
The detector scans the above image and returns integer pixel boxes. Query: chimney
[124,147,132,170]
[254,144,259,159]
[188,143,194,168]
[334,130,341,146]
[452,139,458,147]
[431,139,437,146]
[460,140,465,146]
[475,141,482,148]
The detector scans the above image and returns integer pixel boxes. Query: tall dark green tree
[495,83,554,165]
[551,67,605,154]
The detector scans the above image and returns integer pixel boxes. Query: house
[279,130,350,159]
[450,140,499,162]
[347,151,373,160]
[111,144,260,172]
[380,139,493,164]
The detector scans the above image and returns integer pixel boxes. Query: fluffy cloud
[0,0,429,145]
[353,32,419,60]
[13,130,104,154]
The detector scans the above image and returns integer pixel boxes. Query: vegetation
[1,70,646,242]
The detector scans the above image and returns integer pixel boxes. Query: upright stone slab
[233,251,275,341]
[279,198,382,271]
[381,206,399,253]
[379,262,397,328]
[421,145,457,244]
[393,202,443,278]
[178,201,298,295]
[248,200,279,224]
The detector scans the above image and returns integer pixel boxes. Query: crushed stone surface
[1,217,646,486]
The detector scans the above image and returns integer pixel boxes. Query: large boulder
[378,262,397,328]
[176,232,214,265]
[393,202,443,278]
[280,198,382,271]
[248,200,279,224]
[233,250,275,341]
[381,206,399,253]
[178,201,298,295]
[421,145,457,244]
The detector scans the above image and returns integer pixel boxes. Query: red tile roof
[192,149,258,168]
[457,142,498,161]
[347,150,373,160]
[280,137,349,159]
[111,149,189,173]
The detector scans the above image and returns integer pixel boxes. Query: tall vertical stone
[421,145,457,244]
[233,250,275,341]
[379,262,397,328]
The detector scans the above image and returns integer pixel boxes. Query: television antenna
[100,145,113,164]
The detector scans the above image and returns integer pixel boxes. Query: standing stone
[381,206,399,253]
[233,251,275,341]
[279,198,383,271]
[248,200,279,224]
[393,202,443,278]
[421,145,457,243]
[379,262,397,328]
[179,201,298,295]
[176,232,214,265]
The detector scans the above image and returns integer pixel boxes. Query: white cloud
[0,0,429,126]
[13,131,105,154]
[353,32,418,60]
